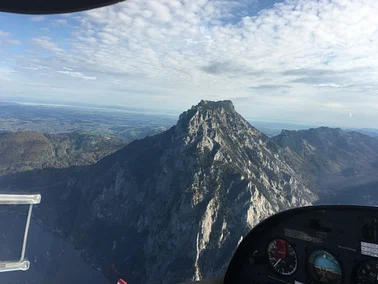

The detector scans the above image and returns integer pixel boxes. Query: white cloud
[30,16,45,22]
[6,39,21,45]
[0,31,20,46]
[324,103,347,109]
[30,36,64,53]
[52,19,68,25]
[3,0,378,127]
[0,30,10,37]
[0,67,17,82]
[57,70,97,80]
[147,1,172,22]
[23,65,51,71]
[0,66,16,75]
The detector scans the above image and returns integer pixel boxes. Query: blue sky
[1,0,378,128]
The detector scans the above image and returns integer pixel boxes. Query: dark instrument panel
[224,205,378,284]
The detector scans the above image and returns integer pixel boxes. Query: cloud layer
[1,0,378,127]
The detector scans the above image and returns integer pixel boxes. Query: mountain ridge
[0,131,126,176]
[273,126,378,192]
[0,100,316,283]
[71,100,315,282]
[1,100,377,283]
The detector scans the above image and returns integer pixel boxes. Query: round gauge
[355,259,378,284]
[308,250,342,284]
[267,239,297,276]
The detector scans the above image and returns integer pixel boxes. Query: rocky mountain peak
[1,102,378,284]
[197,99,235,111]
[177,100,235,128]
[176,100,263,143]
[172,100,273,178]
[0,100,317,283]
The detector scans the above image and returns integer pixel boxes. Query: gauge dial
[355,259,378,284]
[308,250,342,284]
[267,239,297,276]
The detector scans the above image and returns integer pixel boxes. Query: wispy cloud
[249,85,291,90]
[30,16,45,22]
[52,19,68,25]
[2,0,378,127]
[57,70,96,80]
[200,62,236,75]
[30,36,64,53]
[0,30,10,37]
[0,67,17,81]
[6,39,21,45]
[23,65,51,71]
[324,103,348,109]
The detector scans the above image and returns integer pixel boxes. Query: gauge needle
[274,258,281,267]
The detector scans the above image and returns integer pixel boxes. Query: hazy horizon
[2,98,378,132]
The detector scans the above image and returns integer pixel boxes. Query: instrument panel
[224,205,378,284]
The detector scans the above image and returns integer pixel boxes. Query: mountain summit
[0,100,316,283]
[177,100,263,140]
[72,100,316,282]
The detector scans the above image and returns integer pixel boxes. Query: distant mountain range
[250,121,378,138]
[273,127,378,191]
[0,100,377,283]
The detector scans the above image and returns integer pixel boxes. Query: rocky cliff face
[1,101,378,283]
[0,100,317,283]
[69,100,316,283]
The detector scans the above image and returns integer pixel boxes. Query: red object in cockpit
[117,279,127,284]
[276,239,287,259]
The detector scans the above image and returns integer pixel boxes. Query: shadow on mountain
[315,180,378,206]
[0,166,88,235]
